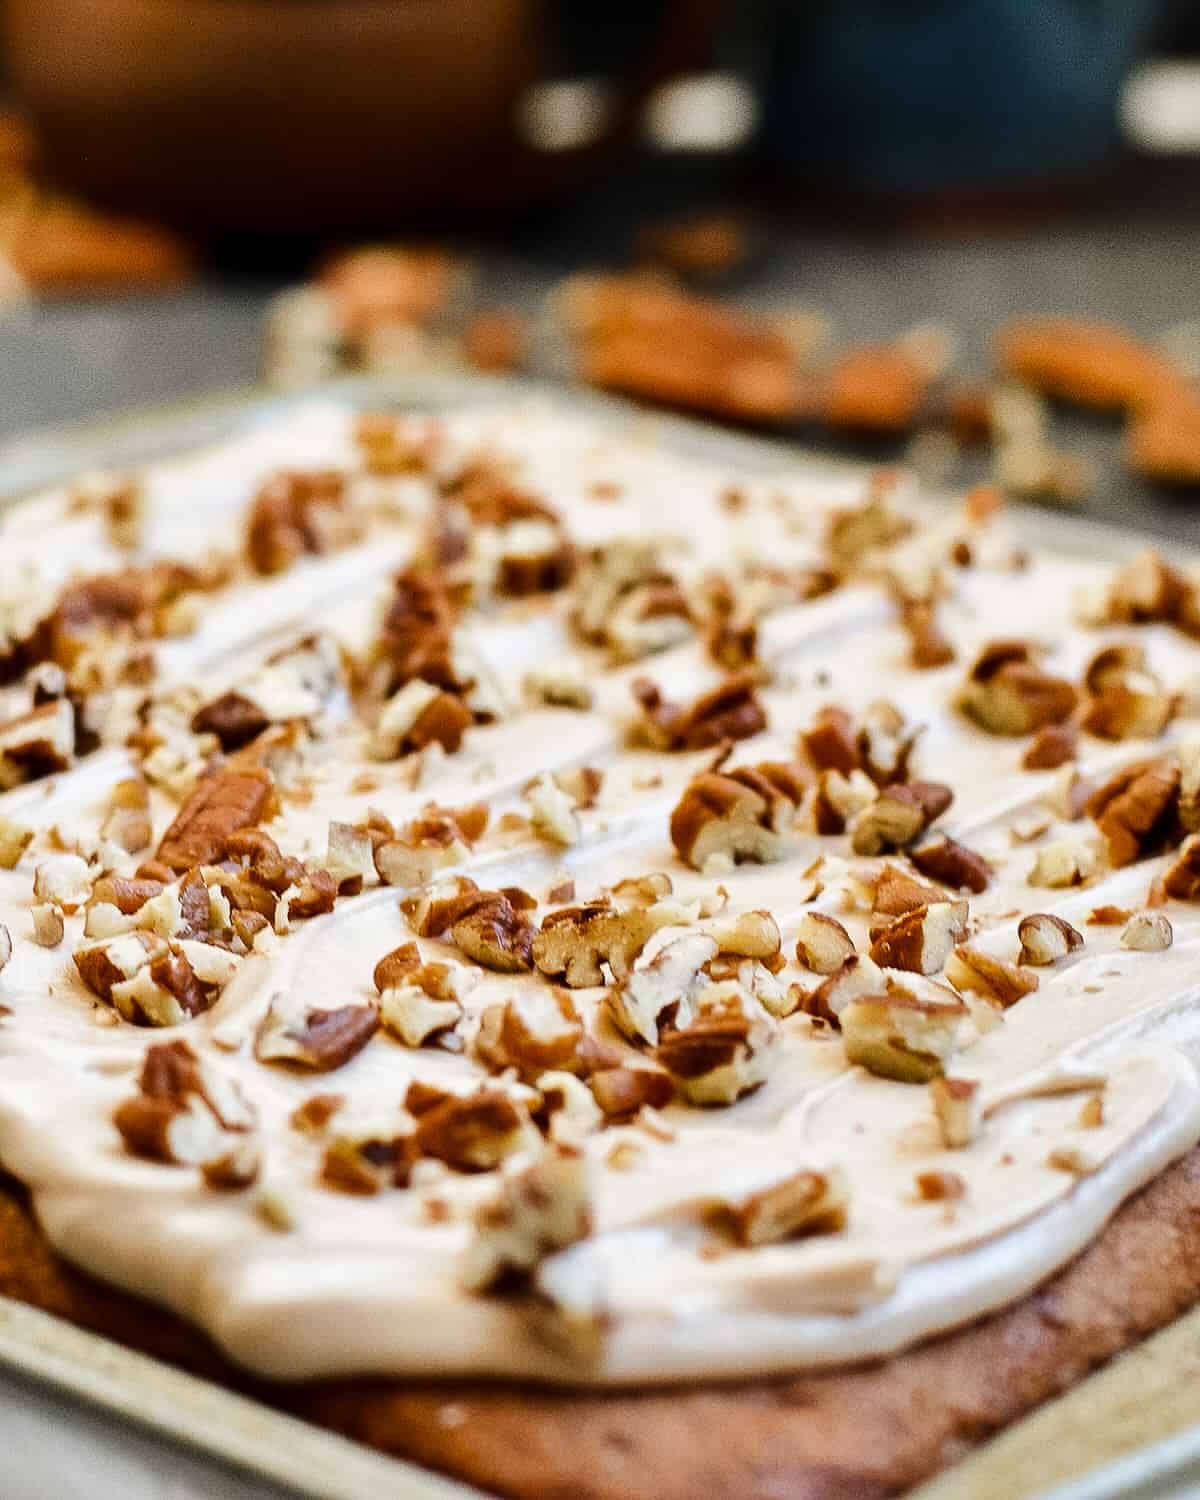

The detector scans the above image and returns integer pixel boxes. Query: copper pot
[3,0,722,235]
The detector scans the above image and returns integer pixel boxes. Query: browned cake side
[2,1148,1200,1500]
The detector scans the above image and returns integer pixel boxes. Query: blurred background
[3,0,1200,536]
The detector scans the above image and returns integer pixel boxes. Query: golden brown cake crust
[4,1147,1200,1499]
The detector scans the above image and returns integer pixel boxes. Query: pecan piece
[370,679,472,759]
[607,932,719,1045]
[321,1125,416,1195]
[631,672,767,752]
[841,992,964,1083]
[474,991,584,1080]
[872,863,948,917]
[901,602,955,670]
[0,699,75,787]
[255,996,379,1071]
[909,837,991,893]
[868,901,968,975]
[1017,913,1084,966]
[850,781,951,856]
[945,947,1038,1008]
[246,469,348,576]
[190,691,270,751]
[720,1167,849,1246]
[957,640,1077,736]
[1086,756,1180,867]
[156,766,274,871]
[532,902,661,987]
[1121,911,1173,951]
[1023,723,1078,771]
[414,1088,533,1171]
[655,981,777,1106]
[669,761,805,871]
[1081,643,1173,741]
[1163,836,1200,900]
[589,1066,675,1117]
[794,913,856,975]
[460,1145,592,1292]
[930,1076,981,1148]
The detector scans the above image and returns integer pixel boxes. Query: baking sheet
[2,372,1199,1500]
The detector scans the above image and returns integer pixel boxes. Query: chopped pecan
[901,602,955,670]
[813,768,877,836]
[474,991,583,1079]
[1028,836,1102,888]
[631,673,767,752]
[246,469,349,575]
[589,1066,675,1117]
[571,539,693,662]
[460,1145,592,1292]
[655,981,777,1106]
[945,946,1038,1008]
[1023,723,1078,771]
[321,1124,417,1195]
[370,679,472,759]
[800,702,919,788]
[0,699,75,787]
[290,1093,344,1133]
[841,991,964,1083]
[670,761,805,872]
[1081,642,1173,741]
[1121,911,1173,951]
[378,964,466,1048]
[868,901,968,975]
[851,781,951,856]
[719,1168,849,1246]
[191,691,270,751]
[1017,913,1084,966]
[368,565,459,697]
[930,1076,981,1148]
[524,773,581,847]
[156,766,274,871]
[826,482,913,565]
[794,912,856,974]
[1086,756,1180,866]
[607,932,719,1045]
[801,706,858,775]
[957,640,1077,736]
[800,954,887,1028]
[33,853,92,912]
[1101,549,1192,627]
[414,1088,534,1171]
[255,996,379,1071]
[1163,836,1200,899]
[30,904,64,947]
[523,667,594,711]
[446,891,535,973]
[100,778,152,854]
[114,1039,254,1165]
[872,862,948,917]
[909,837,991,893]
[532,901,662,987]
[0,818,32,869]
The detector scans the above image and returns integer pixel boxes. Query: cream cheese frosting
[0,400,1199,1384]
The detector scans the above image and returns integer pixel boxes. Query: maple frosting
[0,399,1199,1384]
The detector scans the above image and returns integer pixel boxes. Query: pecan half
[156,766,274,871]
